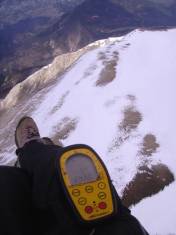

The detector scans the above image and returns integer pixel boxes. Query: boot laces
[25,126,39,139]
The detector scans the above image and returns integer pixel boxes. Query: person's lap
[0,166,36,235]
[0,141,148,235]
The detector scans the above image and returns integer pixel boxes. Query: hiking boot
[15,116,40,148]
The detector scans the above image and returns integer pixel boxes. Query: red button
[98,202,107,209]
[85,206,93,214]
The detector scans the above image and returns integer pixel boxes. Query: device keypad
[71,181,110,218]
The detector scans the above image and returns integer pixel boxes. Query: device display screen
[66,154,99,185]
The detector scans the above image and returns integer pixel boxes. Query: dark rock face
[0,0,83,97]
[1,0,176,97]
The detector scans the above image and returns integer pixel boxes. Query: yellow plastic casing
[59,148,115,222]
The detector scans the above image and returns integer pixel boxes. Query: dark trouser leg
[94,213,149,235]
[17,141,148,235]
[16,141,92,235]
[0,166,36,235]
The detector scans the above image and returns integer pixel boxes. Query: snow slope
[1,28,176,234]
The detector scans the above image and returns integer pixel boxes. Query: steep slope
[0,0,83,97]
[1,0,176,97]
[0,28,176,233]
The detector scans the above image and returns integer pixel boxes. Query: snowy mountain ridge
[0,29,176,234]
[0,36,120,110]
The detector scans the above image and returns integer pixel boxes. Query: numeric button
[72,189,80,197]
[85,186,94,193]
[98,182,106,189]
[78,197,87,205]
[98,192,106,200]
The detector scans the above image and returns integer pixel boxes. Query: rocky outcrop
[122,164,174,207]
[0,37,107,110]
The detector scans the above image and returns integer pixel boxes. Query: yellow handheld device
[57,144,117,224]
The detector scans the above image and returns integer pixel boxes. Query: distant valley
[0,0,176,97]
